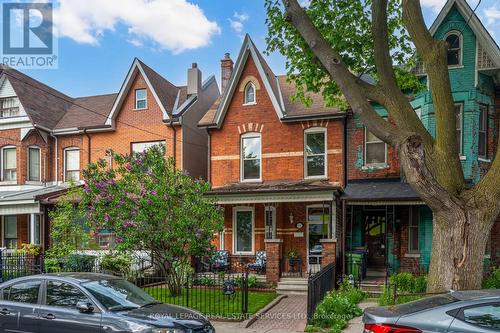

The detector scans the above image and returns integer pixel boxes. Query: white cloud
[420,0,448,12]
[484,6,500,37]
[53,0,221,53]
[228,11,249,34]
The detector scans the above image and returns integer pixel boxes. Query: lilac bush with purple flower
[82,145,223,295]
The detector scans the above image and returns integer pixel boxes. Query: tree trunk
[427,209,494,293]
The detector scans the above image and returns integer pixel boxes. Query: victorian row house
[0,0,498,287]
[0,59,218,250]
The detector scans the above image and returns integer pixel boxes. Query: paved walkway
[213,295,307,333]
[341,301,377,333]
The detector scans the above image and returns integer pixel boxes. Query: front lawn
[145,286,277,319]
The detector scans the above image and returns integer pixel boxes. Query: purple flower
[151,190,157,196]
[195,232,202,239]
[125,163,132,171]
[115,236,123,244]
[104,213,110,222]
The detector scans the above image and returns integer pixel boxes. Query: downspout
[170,119,177,167]
[52,134,58,184]
[84,129,91,164]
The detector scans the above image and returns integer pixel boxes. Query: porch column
[264,239,282,285]
[320,239,336,268]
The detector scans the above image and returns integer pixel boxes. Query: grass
[145,286,278,319]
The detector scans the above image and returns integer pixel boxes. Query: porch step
[360,282,385,297]
[366,269,386,278]
[276,278,308,295]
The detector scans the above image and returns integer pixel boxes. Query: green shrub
[44,258,61,273]
[304,325,321,332]
[100,253,132,275]
[59,254,96,272]
[379,272,428,306]
[484,267,500,289]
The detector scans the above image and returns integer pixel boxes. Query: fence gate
[307,262,335,323]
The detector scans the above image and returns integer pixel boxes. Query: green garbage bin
[346,252,363,281]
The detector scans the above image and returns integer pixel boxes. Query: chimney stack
[221,53,234,94]
[187,63,202,96]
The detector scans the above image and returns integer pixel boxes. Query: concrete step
[366,270,386,278]
[276,278,308,295]
[360,284,384,292]
[278,278,308,285]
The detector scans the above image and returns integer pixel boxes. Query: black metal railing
[307,262,335,323]
[0,251,43,282]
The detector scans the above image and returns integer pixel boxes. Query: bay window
[241,133,261,181]
[305,128,326,177]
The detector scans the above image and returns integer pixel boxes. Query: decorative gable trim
[105,58,170,126]
[213,34,285,128]
[429,0,500,69]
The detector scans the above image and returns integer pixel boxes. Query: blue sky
[19,0,500,97]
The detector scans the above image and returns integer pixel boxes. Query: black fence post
[186,274,190,308]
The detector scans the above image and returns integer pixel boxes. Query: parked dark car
[363,290,500,333]
[0,273,214,333]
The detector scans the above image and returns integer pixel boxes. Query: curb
[243,294,288,328]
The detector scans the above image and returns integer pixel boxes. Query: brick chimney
[187,63,202,96]
[221,53,233,94]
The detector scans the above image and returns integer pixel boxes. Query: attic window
[445,32,461,66]
[0,98,20,118]
[244,82,256,105]
[135,89,147,109]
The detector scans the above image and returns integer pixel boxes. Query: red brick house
[199,35,345,284]
[0,59,218,250]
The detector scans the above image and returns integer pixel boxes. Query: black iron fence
[0,251,44,282]
[307,262,335,323]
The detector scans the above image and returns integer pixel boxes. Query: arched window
[445,32,461,66]
[244,82,256,105]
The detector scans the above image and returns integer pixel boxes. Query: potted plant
[287,250,300,272]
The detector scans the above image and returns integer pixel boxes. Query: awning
[0,185,70,214]
[342,181,423,205]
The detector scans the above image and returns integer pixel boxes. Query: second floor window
[0,98,20,118]
[135,89,147,109]
[64,148,80,181]
[305,129,326,178]
[365,129,386,165]
[241,133,261,181]
[479,104,488,159]
[28,147,41,182]
[131,140,165,154]
[455,103,463,155]
[244,82,256,105]
[2,147,16,181]
[445,32,461,66]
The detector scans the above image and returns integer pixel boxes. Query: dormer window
[135,89,147,109]
[244,82,256,105]
[0,98,20,118]
[445,32,461,66]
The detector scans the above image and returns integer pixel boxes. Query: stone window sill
[478,157,491,163]
[404,253,420,258]
[361,164,389,171]
[459,155,467,161]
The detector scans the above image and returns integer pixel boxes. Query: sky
[17,0,500,97]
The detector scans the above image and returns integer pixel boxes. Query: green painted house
[341,0,500,281]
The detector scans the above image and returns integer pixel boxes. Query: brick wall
[209,56,344,187]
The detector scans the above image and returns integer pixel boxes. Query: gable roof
[199,35,343,128]
[430,0,500,68]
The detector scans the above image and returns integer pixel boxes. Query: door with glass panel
[307,206,330,273]
[3,216,17,249]
[233,208,253,255]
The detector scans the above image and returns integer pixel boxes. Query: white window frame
[264,206,276,240]
[478,104,488,159]
[1,145,16,183]
[27,146,41,182]
[240,132,262,182]
[414,107,422,120]
[444,31,463,67]
[304,127,327,179]
[232,206,255,255]
[408,207,419,253]
[243,82,256,105]
[455,103,463,156]
[3,215,17,249]
[364,127,387,166]
[131,140,166,154]
[135,89,147,110]
[63,147,80,182]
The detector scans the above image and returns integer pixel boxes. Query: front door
[307,206,330,273]
[37,280,102,333]
[364,210,386,268]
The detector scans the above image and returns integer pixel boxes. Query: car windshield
[82,278,157,311]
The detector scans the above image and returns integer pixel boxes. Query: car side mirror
[76,301,94,313]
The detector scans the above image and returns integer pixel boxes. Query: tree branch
[282,0,406,146]
[402,0,465,192]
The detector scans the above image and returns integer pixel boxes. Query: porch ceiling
[0,185,70,214]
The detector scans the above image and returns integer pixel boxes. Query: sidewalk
[341,301,377,333]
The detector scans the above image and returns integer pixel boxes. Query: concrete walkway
[341,301,378,333]
[213,295,307,333]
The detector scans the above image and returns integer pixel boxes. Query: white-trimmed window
[305,128,327,178]
[0,98,20,118]
[28,146,41,182]
[64,148,80,181]
[408,207,419,253]
[135,89,147,109]
[479,104,488,159]
[364,128,386,166]
[244,82,256,105]
[445,32,461,66]
[265,206,276,240]
[3,215,17,249]
[241,133,261,181]
[2,146,16,181]
[455,103,463,155]
[233,207,254,255]
[131,140,166,154]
